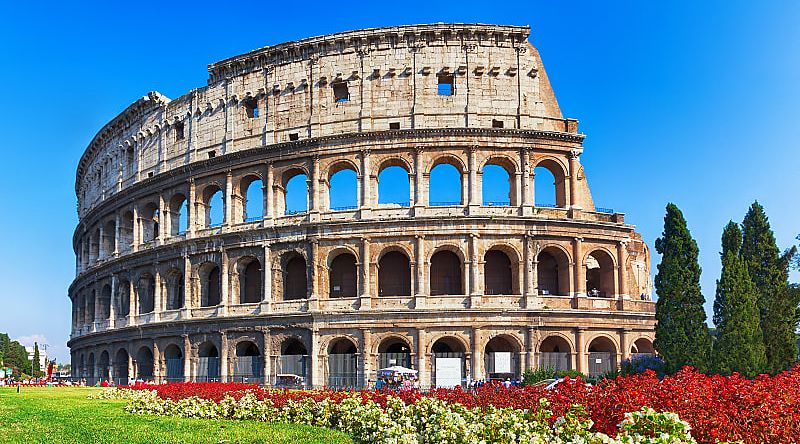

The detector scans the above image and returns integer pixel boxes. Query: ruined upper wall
[76,23,576,217]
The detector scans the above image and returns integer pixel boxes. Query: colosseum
[68,23,656,388]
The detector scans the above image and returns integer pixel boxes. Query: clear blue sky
[1,1,797,363]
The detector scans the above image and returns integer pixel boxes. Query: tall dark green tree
[32,342,41,378]
[711,222,766,377]
[654,203,712,373]
[741,202,798,374]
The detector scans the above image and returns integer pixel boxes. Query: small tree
[711,222,767,377]
[654,203,712,373]
[31,343,41,378]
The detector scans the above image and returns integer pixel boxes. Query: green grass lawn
[0,387,354,444]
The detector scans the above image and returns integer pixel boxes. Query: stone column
[182,335,191,382]
[153,268,162,321]
[224,171,233,227]
[575,328,586,374]
[308,240,319,310]
[158,194,167,241]
[471,328,483,382]
[620,329,630,363]
[153,342,161,383]
[309,155,320,221]
[412,146,425,214]
[469,234,481,307]
[359,237,371,310]
[264,163,274,223]
[182,256,192,317]
[129,279,138,326]
[617,241,629,299]
[526,327,538,371]
[220,249,229,315]
[109,275,117,329]
[416,328,430,389]
[220,331,229,382]
[360,329,372,388]
[359,150,372,218]
[414,235,426,308]
[132,204,140,252]
[573,237,585,297]
[262,328,271,385]
[188,179,197,237]
[113,213,121,256]
[520,148,533,215]
[568,150,581,209]
[98,224,106,259]
[260,245,272,313]
[524,235,537,308]
[127,344,135,383]
[310,329,323,388]
[467,146,479,214]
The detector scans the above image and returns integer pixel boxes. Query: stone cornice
[207,23,530,83]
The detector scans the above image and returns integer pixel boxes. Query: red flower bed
[127,367,800,444]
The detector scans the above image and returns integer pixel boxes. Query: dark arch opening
[284,255,308,300]
[484,250,513,295]
[484,336,520,380]
[586,250,615,298]
[378,337,412,369]
[137,274,155,314]
[327,338,358,389]
[430,250,462,296]
[197,342,220,381]
[329,253,358,298]
[537,248,570,296]
[538,336,572,371]
[164,344,183,382]
[378,251,411,296]
[200,264,221,307]
[241,259,262,304]
[134,347,154,381]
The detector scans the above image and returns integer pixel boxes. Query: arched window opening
[378,251,411,296]
[484,250,513,295]
[429,163,462,206]
[197,342,220,382]
[102,220,115,257]
[100,284,112,320]
[534,161,567,208]
[135,347,154,381]
[98,351,110,383]
[377,165,410,207]
[200,263,221,307]
[240,259,262,304]
[432,337,465,388]
[140,203,159,242]
[430,250,462,296]
[243,178,264,222]
[482,164,512,206]
[484,336,520,380]
[539,336,572,371]
[283,254,308,300]
[632,338,656,358]
[169,194,188,236]
[234,341,262,382]
[329,253,357,298]
[166,269,184,310]
[87,353,96,385]
[206,188,224,228]
[327,338,358,389]
[586,250,615,298]
[89,229,100,262]
[137,274,155,314]
[588,337,617,377]
[378,338,412,369]
[86,291,96,324]
[284,173,309,215]
[277,338,308,387]
[117,279,130,317]
[114,349,129,384]
[329,168,358,211]
[120,211,134,252]
[164,344,183,382]
[537,248,571,296]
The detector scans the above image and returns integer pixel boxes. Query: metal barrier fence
[539,352,571,371]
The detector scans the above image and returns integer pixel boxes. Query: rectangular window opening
[147,171,154,178]
[174,122,185,140]
[289,133,299,141]
[208,151,216,159]
[244,98,259,118]
[492,119,504,128]
[437,74,454,96]
[389,122,400,130]
[332,82,350,103]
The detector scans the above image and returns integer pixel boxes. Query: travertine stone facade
[69,24,655,388]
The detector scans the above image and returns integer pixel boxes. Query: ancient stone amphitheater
[69,23,656,388]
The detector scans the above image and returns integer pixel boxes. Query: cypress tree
[741,202,798,374]
[654,203,712,373]
[711,222,766,377]
[32,342,41,378]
